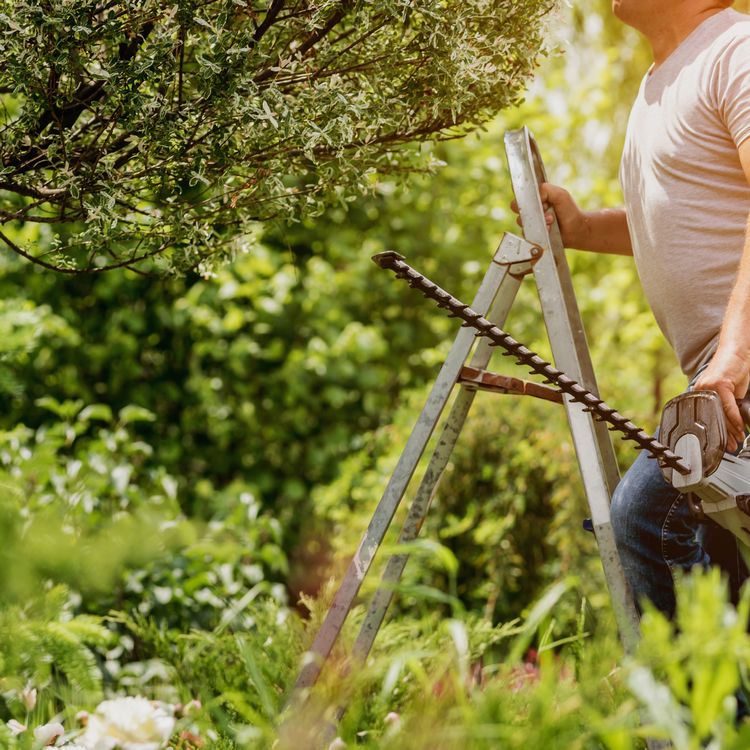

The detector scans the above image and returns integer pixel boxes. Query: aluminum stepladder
[287,126,642,731]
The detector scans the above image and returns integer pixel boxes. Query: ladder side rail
[350,262,524,665]
[506,129,621,496]
[505,128,622,501]
[290,242,517,694]
[504,127,640,653]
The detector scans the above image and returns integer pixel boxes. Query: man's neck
[647,6,727,66]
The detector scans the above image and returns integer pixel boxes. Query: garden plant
[2,1,750,749]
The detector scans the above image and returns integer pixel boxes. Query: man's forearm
[575,209,633,256]
[535,184,633,256]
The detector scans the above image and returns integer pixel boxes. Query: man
[516,0,750,617]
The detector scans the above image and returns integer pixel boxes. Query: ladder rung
[458,366,563,404]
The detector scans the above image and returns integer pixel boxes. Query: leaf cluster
[0,0,552,272]
[0,586,111,716]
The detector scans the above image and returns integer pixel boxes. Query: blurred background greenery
[2,1,750,748]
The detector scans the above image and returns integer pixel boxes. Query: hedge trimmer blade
[373,251,689,475]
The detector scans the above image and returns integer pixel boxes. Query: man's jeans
[610,445,748,617]
[610,363,748,616]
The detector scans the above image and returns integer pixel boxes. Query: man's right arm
[512,183,633,256]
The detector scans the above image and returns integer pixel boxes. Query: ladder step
[458,366,563,404]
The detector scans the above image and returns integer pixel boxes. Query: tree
[0,0,553,273]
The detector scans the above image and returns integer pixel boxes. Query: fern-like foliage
[0,586,111,708]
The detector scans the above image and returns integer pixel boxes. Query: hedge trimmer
[374,250,750,550]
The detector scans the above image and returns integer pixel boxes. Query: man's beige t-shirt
[620,8,750,379]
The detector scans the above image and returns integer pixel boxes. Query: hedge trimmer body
[659,392,750,549]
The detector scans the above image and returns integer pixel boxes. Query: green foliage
[0,403,197,601]
[0,251,435,609]
[0,394,296,741]
[0,586,111,710]
[629,569,750,749]
[0,3,736,749]
[0,298,78,398]
[272,570,750,750]
[1,399,175,519]
[425,396,587,624]
[107,598,304,745]
[0,0,553,272]
[276,577,592,750]
[98,486,289,632]
[0,396,292,633]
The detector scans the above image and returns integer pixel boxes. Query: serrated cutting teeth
[372,252,690,476]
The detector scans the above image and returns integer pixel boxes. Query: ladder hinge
[493,233,544,278]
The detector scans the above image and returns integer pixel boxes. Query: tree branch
[0,226,170,273]
[254,0,355,84]
[0,181,69,199]
[254,0,287,44]
[3,19,155,175]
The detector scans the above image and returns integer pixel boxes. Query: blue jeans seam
[661,493,683,586]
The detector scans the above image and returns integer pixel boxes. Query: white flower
[7,719,26,736]
[78,697,175,750]
[33,722,65,746]
[21,687,37,711]
[328,739,347,750]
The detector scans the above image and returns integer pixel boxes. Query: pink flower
[7,719,26,736]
